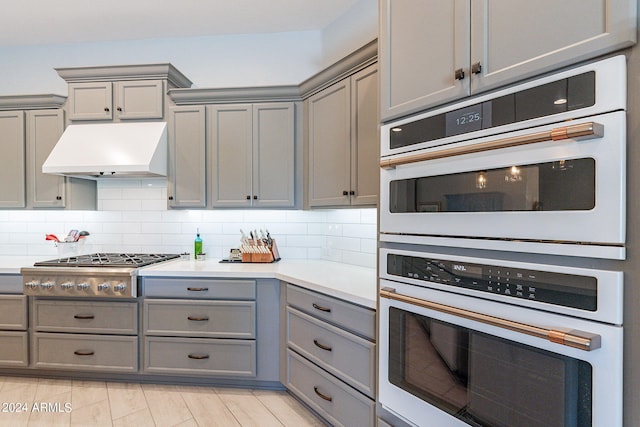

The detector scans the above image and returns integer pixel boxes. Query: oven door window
[389,158,595,213]
[388,307,592,427]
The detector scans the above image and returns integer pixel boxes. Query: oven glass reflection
[388,307,593,427]
[389,158,595,213]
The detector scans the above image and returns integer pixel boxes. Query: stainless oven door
[378,280,623,427]
[379,111,625,259]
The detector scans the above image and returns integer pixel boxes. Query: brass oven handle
[380,121,603,169]
[380,287,601,351]
[313,386,333,402]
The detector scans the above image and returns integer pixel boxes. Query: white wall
[0,0,377,95]
[0,180,377,268]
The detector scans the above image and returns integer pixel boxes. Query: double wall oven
[378,55,626,427]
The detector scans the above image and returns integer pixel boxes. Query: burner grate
[34,253,180,268]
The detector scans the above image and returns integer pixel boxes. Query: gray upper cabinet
[380,0,637,121]
[26,109,66,208]
[209,102,295,208]
[308,63,379,207]
[0,111,26,208]
[168,106,207,208]
[67,80,164,121]
[0,96,97,210]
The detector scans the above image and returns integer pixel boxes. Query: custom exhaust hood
[42,122,168,179]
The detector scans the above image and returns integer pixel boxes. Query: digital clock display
[445,104,485,136]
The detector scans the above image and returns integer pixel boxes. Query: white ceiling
[0,0,362,46]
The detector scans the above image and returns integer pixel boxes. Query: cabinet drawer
[144,299,255,338]
[33,332,137,372]
[287,349,375,427]
[0,331,28,367]
[143,278,256,300]
[33,300,138,334]
[0,295,27,330]
[286,284,375,339]
[287,307,375,397]
[144,336,256,377]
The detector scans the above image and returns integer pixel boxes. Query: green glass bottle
[194,228,203,259]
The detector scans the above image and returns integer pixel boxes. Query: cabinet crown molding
[55,63,192,88]
[0,94,67,111]
[169,39,378,105]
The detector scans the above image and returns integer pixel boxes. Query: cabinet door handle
[342,190,349,196]
[56,196,62,200]
[246,195,251,200]
[74,350,95,356]
[349,190,355,195]
[471,62,482,74]
[313,386,333,402]
[312,303,331,313]
[454,68,465,80]
[187,287,209,292]
[188,353,210,360]
[73,314,95,320]
[117,107,123,112]
[253,195,258,200]
[168,196,174,201]
[313,339,332,352]
[187,316,209,321]
[104,107,110,112]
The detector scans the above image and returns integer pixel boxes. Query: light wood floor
[0,375,326,427]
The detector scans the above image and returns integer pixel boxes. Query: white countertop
[140,258,377,308]
[0,257,377,309]
[0,256,46,274]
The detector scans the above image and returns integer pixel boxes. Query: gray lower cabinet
[30,298,138,372]
[0,294,28,367]
[284,283,376,426]
[141,277,280,383]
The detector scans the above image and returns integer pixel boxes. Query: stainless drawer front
[33,300,138,334]
[287,307,375,397]
[144,300,256,338]
[33,332,138,372]
[144,337,256,377]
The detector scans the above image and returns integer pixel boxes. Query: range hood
[42,122,168,179]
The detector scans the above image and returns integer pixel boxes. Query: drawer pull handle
[313,386,333,402]
[187,316,210,322]
[187,287,209,292]
[188,353,210,360]
[313,339,332,352]
[74,314,95,320]
[312,303,331,313]
[74,350,95,356]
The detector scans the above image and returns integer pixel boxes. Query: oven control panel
[21,273,135,298]
[386,253,597,311]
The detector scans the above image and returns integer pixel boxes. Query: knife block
[241,239,280,263]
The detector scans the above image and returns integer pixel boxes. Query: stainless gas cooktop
[22,252,180,298]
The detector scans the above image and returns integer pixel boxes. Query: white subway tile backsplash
[0,181,377,267]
